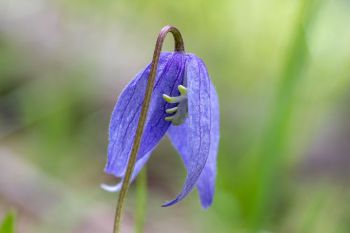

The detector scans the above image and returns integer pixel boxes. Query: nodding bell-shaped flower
[102,50,219,208]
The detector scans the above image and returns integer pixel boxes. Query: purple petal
[164,55,219,207]
[105,52,186,179]
[196,83,219,208]
[101,152,151,192]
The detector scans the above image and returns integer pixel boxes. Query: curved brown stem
[112,25,185,233]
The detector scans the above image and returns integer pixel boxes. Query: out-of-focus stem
[135,168,147,233]
[112,25,185,233]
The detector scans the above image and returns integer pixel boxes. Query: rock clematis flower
[103,51,219,208]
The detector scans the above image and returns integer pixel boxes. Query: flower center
[162,85,188,125]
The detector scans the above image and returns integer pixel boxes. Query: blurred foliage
[0,212,15,233]
[1,0,350,232]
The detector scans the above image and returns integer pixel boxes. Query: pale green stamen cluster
[162,85,188,125]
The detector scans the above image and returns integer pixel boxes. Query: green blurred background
[1,0,350,232]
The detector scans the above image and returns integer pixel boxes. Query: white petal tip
[101,183,121,192]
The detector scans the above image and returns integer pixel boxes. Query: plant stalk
[112,25,185,233]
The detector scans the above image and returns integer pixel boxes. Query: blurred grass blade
[250,0,321,230]
[301,191,326,233]
[0,212,15,233]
